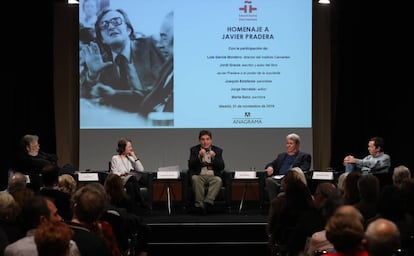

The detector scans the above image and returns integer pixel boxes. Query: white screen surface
[79,0,312,129]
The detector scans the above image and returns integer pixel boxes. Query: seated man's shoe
[194,201,206,215]
[203,202,213,214]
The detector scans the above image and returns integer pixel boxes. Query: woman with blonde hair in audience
[0,192,23,251]
[58,174,77,195]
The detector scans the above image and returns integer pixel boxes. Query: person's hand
[208,150,216,158]
[343,155,356,165]
[129,151,138,160]
[82,41,112,78]
[199,148,207,157]
[91,83,116,97]
[266,167,274,176]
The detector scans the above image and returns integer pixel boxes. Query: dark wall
[330,1,413,172]
[3,2,56,189]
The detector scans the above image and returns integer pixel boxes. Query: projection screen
[79,0,313,172]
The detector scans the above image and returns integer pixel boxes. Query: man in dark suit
[188,130,225,213]
[139,11,174,118]
[264,133,312,200]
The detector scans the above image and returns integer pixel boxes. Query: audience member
[306,193,344,256]
[342,170,362,205]
[267,169,315,256]
[399,178,414,219]
[7,172,35,213]
[264,133,312,201]
[354,174,380,223]
[104,173,136,214]
[66,185,112,256]
[84,183,122,256]
[392,165,411,187]
[80,8,164,113]
[4,195,80,256]
[139,11,174,116]
[374,184,414,255]
[37,164,73,221]
[343,136,391,175]
[5,172,28,193]
[58,174,78,195]
[0,192,22,252]
[312,182,338,210]
[103,174,150,256]
[188,130,225,214]
[324,205,367,256]
[365,218,401,256]
[336,172,349,195]
[34,221,75,256]
[110,138,149,212]
[287,182,338,255]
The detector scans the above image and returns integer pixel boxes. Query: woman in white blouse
[110,138,149,212]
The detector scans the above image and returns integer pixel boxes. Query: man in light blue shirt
[343,136,391,175]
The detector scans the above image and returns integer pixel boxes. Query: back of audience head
[325,205,365,254]
[392,165,411,187]
[282,170,314,209]
[343,170,362,205]
[71,184,106,224]
[58,174,77,195]
[322,193,345,220]
[290,167,307,185]
[378,185,407,228]
[8,183,35,211]
[41,164,60,187]
[7,172,28,191]
[357,174,380,202]
[281,168,307,190]
[104,173,127,204]
[313,182,339,209]
[399,178,414,216]
[365,218,401,256]
[337,172,349,195]
[35,220,74,256]
[0,192,20,223]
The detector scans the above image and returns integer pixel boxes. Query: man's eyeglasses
[98,17,123,30]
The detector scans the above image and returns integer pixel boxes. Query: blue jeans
[345,163,355,172]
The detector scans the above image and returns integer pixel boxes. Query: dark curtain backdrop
[2,0,413,190]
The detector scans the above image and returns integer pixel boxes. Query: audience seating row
[22,168,395,213]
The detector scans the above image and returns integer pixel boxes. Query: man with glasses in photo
[80,8,165,114]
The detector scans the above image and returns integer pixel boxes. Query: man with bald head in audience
[365,218,401,256]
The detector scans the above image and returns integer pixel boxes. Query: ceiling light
[318,0,330,4]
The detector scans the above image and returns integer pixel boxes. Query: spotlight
[318,0,330,4]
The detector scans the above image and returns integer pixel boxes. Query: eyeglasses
[98,17,123,30]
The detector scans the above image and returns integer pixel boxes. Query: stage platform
[144,202,270,255]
